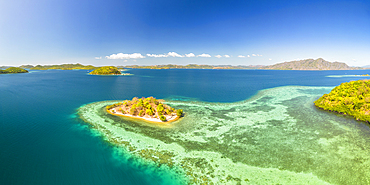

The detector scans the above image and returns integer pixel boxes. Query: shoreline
[88,73,133,76]
[106,108,180,123]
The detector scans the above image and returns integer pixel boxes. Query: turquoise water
[1,69,370,184]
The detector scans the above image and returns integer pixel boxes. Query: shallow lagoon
[79,85,370,184]
[1,69,370,184]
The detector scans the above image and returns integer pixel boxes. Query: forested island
[89,66,123,75]
[0,67,28,74]
[30,63,97,70]
[106,97,183,122]
[19,65,34,69]
[314,80,370,122]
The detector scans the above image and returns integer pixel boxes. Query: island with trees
[106,97,183,123]
[314,79,370,122]
[88,66,125,75]
[30,63,97,70]
[0,67,28,74]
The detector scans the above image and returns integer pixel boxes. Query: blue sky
[1,0,369,66]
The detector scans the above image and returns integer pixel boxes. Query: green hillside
[89,66,121,75]
[0,67,28,74]
[31,63,97,70]
[314,80,370,122]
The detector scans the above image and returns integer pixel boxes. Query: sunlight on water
[78,86,370,185]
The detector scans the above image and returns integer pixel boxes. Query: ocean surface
[1,69,370,184]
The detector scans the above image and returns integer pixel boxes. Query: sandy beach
[107,108,180,123]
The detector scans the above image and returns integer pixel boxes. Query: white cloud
[167,52,184,57]
[197,53,211,57]
[252,54,256,56]
[185,53,195,57]
[106,53,145,59]
[215,55,222,58]
[124,60,128,62]
[247,55,250,57]
[95,57,102,59]
[269,58,272,60]
[147,54,168,58]
[238,55,246,58]
[146,52,184,58]
[224,55,230,58]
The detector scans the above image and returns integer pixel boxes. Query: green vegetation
[261,58,357,70]
[19,65,34,69]
[0,67,28,74]
[176,109,183,117]
[314,80,370,122]
[106,97,182,122]
[159,115,167,122]
[31,63,97,70]
[89,66,121,75]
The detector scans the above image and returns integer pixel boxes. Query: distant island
[106,97,183,122]
[123,58,361,70]
[89,66,124,75]
[0,67,28,74]
[30,63,97,70]
[12,58,365,71]
[122,64,262,70]
[314,80,370,122]
[261,58,358,70]
[19,65,34,69]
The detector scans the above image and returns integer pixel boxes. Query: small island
[314,79,370,122]
[0,67,28,74]
[106,97,183,122]
[89,66,123,75]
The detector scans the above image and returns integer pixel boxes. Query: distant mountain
[31,63,97,70]
[261,58,357,70]
[19,65,34,69]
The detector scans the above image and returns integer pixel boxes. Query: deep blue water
[1,69,370,184]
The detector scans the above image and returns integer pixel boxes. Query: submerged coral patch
[78,86,370,185]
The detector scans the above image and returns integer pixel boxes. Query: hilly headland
[0,67,28,74]
[30,63,97,70]
[315,79,370,122]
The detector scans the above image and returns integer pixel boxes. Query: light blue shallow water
[1,69,370,184]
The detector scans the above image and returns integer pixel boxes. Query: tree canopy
[106,96,183,122]
[89,66,121,75]
[314,80,370,122]
[0,67,28,74]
